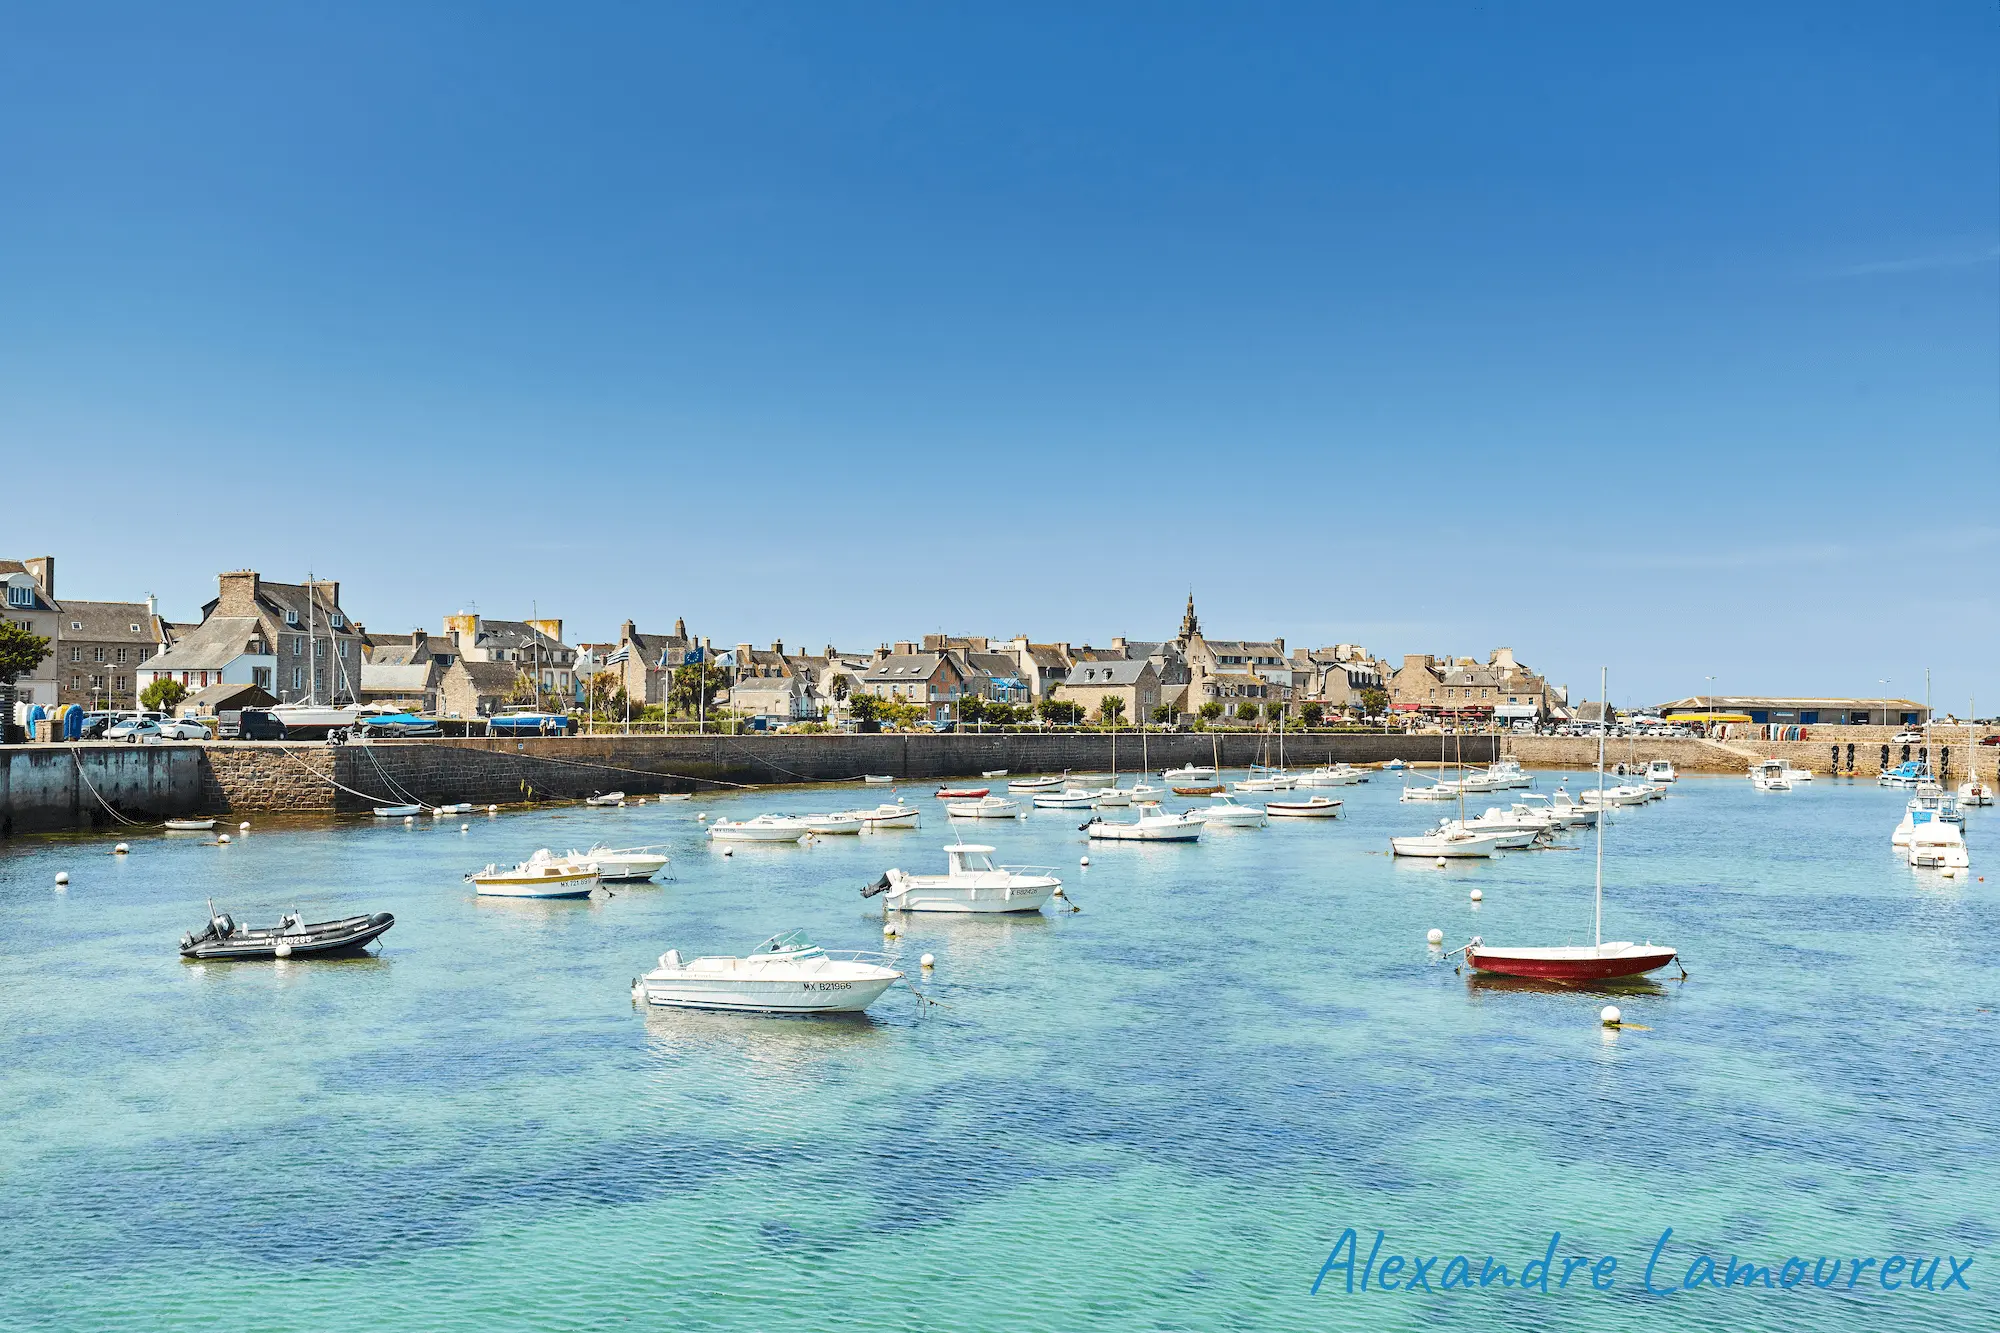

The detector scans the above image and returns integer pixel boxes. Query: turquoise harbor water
[2,772,1994,1332]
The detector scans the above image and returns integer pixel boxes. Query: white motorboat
[163,817,217,832]
[1092,787,1133,808]
[1878,762,1931,788]
[862,774,896,785]
[1748,761,1792,793]
[798,812,868,834]
[1125,782,1166,804]
[1481,757,1533,789]
[1084,808,1204,841]
[1161,764,1219,785]
[1007,774,1065,791]
[1583,783,1652,805]
[1265,795,1342,818]
[948,796,1024,819]
[858,802,922,829]
[1430,817,1537,850]
[707,815,815,843]
[1778,762,1813,783]
[1381,759,1407,770]
[1031,787,1100,809]
[1389,828,1507,858]
[1194,795,1267,827]
[1959,778,1994,808]
[1399,778,1459,802]
[577,845,670,882]
[1233,774,1294,793]
[1459,804,1554,837]
[1906,819,1970,870]
[631,929,903,1014]
[1536,791,1598,828]
[1644,759,1677,784]
[372,803,422,818]
[585,791,627,807]
[1454,771,1511,794]
[1892,785,1957,846]
[1295,764,1366,787]
[659,793,693,802]
[468,849,599,898]
[862,844,1061,913]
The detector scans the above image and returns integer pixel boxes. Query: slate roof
[362,663,437,692]
[142,617,265,671]
[862,654,951,683]
[1064,660,1154,687]
[54,599,159,641]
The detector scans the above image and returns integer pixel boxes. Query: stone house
[588,618,696,706]
[140,570,364,705]
[1003,637,1075,699]
[1,557,63,712]
[1289,644,1386,714]
[729,673,815,722]
[860,647,972,724]
[1053,659,1161,723]
[439,659,529,719]
[1390,648,1553,724]
[55,594,174,710]
[443,614,577,707]
[1172,595,1290,717]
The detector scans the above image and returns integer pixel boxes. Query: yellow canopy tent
[1664,712,1755,725]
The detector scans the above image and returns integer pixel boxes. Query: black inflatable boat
[180,907,394,960]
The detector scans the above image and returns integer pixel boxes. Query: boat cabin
[945,845,1000,876]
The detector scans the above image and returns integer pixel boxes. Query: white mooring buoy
[1469,888,1483,902]
[487,805,498,813]
[1427,928,1444,946]
[722,847,734,857]
[114,843,129,855]
[696,813,708,822]
[1600,1005,1622,1027]
[275,942,292,958]
[1434,856,1446,868]
[1052,885,1065,898]
[55,871,69,887]
[460,823,470,832]
[883,923,897,938]
[218,833,231,844]
[1080,856,1090,867]
[238,821,251,831]
[920,953,935,970]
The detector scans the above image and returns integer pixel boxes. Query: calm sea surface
[2,770,1994,1332]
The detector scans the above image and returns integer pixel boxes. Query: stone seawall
[0,742,206,835]
[1505,735,2000,781]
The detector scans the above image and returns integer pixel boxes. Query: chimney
[444,612,479,646]
[146,593,157,617]
[527,618,562,644]
[23,556,53,599]
[411,629,428,649]
[621,619,636,642]
[312,579,340,613]
[771,639,783,655]
[217,570,261,613]
[894,641,918,656]
[873,645,890,664]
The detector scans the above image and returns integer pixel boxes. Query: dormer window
[72,621,83,631]
[130,624,142,633]
[6,584,30,608]
[285,609,299,625]
[330,614,345,628]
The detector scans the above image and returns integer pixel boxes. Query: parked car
[1980,734,2000,747]
[1891,731,1926,744]
[106,718,163,743]
[158,718,212,740]
[78,712,116,740]
[234,709,288,740]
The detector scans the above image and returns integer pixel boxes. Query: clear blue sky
[3,4,1995,709]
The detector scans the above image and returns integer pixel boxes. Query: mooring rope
[70,748,145,825]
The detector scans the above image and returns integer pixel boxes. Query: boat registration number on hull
[801,982,853,991]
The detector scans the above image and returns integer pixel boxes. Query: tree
[1264,701,1285,723]
[669,660,728,715]
[985,702,1020,726]
[847,693,885,725]
[1096,696,1127,726]
[140,677,187,714]
[1236,701,1259,723]
[0,619,51,686]
[1039,699,1083,726]
[959,694,989,727]
[1300,701,1325,728]
[504,672,539,706]
[1151,704,1175,725]
[1198,701,1224,723]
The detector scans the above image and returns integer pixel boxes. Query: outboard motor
[860,873,893,899]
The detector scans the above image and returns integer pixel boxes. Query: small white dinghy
[948,796,1024,819]
[1295,764,1366,787]
[1265,795,1342,819]
[799,812,868,835]
[1084,808,1204,841]
[585,792,627,807]
[576,845,670,882]
[163,817,217,832]
[631,929,902,1014]
[429,803,473,816]
[858,802,922,829]
[1007,774,1066,791]
[981,769,1009,778]
[863,844,1061,913]
[863,774,896,785]
[373,804,423,818]
[1092,787,1133,808]
[1031,787,1100,809]
[468,849,600,897]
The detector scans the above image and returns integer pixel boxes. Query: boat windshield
[756,928,820,955]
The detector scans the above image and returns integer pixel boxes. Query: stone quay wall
[0,741,206,835]
[1504,735,2000,782]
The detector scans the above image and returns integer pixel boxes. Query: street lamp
[1705,675,1717,738]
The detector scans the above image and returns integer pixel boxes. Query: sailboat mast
[305,571,316,706]
[1595,666,1607,947]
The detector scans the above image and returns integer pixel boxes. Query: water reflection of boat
[1463,972,1670,999]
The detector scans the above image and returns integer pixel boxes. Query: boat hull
[181,912,394,959]
[1465,944,1679,982]
[590,854,669,882]
[1390,833,1505,857]
[1265,800,1341,818]
[472,871,599,897]
[886,880,1057,913]
[636,977,897,1014]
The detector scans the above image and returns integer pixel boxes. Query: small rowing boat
[163,817,217,832]
[935,786,989,799]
